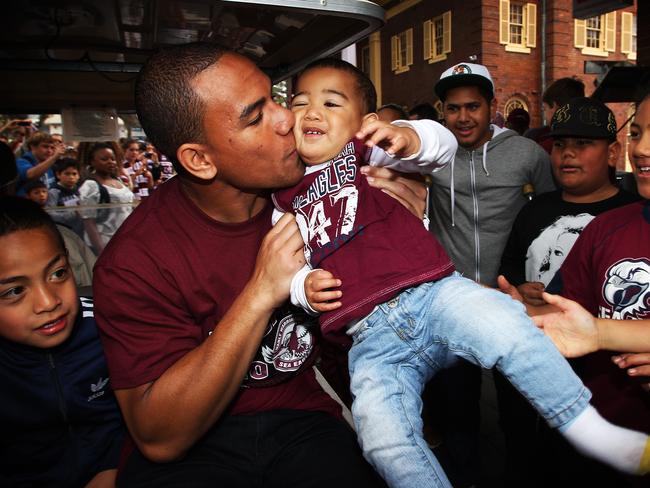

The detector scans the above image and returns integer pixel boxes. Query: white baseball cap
[435,62,494,100]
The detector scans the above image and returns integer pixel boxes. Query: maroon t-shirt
[93,177,339,418]
[273,139,454,342]
[550,200,650,432]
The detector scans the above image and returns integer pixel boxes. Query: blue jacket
[15,151,56,196]
[0,297,125,487]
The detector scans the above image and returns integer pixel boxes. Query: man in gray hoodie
[425,62,555,487]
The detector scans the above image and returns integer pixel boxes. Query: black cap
[549,97,617,140]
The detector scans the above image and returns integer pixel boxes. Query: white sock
[560,405,649,474]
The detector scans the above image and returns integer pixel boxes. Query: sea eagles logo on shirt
[87,377,109,402]
[601,258,650,319]
[261,311,313,371]
[243,304,317,388]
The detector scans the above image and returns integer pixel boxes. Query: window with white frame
[504,97,528,117]
[499,0,536,53]
[423,11,451,63]
[575,12,616,57]
[621,12,637,60]
[586,16,602,48]
[510,3,524,45]
[391,28,413,74]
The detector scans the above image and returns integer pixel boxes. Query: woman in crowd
[78,142,134,255]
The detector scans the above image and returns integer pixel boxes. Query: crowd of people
[1,43,649,488]
[0,123,176,259]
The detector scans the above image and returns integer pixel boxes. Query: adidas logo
[87,377,109,402]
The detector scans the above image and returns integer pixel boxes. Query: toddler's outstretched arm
[358,118,458,174]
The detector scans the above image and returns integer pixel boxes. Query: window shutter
[574,19,586,48]
[605,12,616,52]
[391,35,398,70]
[525,3,536,48]
[499,0,510,45]
[423,20,432,60]
[621,12,632,54]
[443,11,452,54]
[406,28,413,66]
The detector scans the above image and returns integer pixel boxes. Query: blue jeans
[348,274,591,488]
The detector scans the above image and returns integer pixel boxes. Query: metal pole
[540,0,547,125]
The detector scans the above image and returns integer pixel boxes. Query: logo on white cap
[452,64,473,75]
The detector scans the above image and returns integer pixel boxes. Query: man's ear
[607,140,621,167]
[177,143,218,180]
[490,97,498,118]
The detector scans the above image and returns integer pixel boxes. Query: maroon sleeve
[93,246,202,390]
[552,221,600,315]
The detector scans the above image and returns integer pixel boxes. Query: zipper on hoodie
[47,352,71,432]
[468,151,481,282]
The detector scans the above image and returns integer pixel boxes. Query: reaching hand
[304,269,342,313]
[356,119,419,158]
[531,292,599,358]
[518,281,546,306]
[612,353,650,392]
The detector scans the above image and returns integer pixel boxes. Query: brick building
[357,0,640,169]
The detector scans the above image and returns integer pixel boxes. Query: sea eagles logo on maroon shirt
[601,258,650,320]
[243,304,318,388]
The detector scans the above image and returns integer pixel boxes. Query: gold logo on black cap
[607,112,616,134]
[553,104,571,126]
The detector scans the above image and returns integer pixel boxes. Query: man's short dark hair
[298,58,377,114]
[0,196,65,251]
[378,103,409,120]
[408,103,439,121]
[54,157,79,174]
[542,78,585,107]
[135,42,229,176]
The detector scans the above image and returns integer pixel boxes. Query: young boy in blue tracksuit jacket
[0,196,125,487]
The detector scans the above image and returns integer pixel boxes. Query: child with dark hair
[526,77,586,153]
[0,196,125,487]
[47,157,84,238]
[23,178,49,207]
[272,58,650,488]
[408,102,439,122]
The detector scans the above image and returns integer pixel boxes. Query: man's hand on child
[362,166,427,219]
[356,119,420,158]
[305,269,342,312]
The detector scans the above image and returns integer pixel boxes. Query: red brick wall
[372,0,483,110]
[481,0,543,126]
[363,0,638,168]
